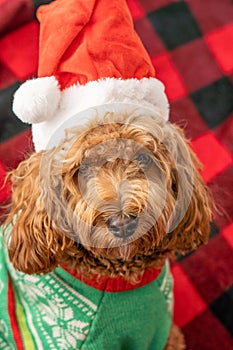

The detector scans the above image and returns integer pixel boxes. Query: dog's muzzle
[107,215,138,239]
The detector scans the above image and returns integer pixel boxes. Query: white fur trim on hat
[14,77,169,151]
[12,76,61,124]
[60,77,169,122]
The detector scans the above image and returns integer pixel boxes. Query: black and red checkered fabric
[0,1,233,348]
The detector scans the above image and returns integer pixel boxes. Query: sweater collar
[62,266,161,292]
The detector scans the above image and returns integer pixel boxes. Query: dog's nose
[107,215,138,238]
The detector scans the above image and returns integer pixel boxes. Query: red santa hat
[12,0,169,151]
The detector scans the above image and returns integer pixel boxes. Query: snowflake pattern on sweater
[9,270,97,349]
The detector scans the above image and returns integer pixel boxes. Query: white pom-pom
[12,76,61,124]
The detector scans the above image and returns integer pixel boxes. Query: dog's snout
[107,215,138,238]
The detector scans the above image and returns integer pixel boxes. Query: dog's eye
[78,164,89,176]
[135,153,152,169]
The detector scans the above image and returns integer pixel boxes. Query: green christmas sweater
[0,227,173,350]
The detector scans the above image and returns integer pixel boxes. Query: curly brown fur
[3,113,212,283]
[164,324,186,350]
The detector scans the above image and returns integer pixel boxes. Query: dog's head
[4,113,211,281]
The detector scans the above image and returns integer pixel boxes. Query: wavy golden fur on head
[3,113,212,283]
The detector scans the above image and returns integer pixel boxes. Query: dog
[1,111,211,349]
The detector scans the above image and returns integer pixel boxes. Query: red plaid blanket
[0,1,232,348]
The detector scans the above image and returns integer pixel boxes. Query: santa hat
[12,0,169,151]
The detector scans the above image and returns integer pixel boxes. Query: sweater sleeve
[0,228,17,349]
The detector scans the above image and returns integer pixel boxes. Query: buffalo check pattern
[0,1,233,348]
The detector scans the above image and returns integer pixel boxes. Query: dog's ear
[161,125,212,253]
[3,151,74,274]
